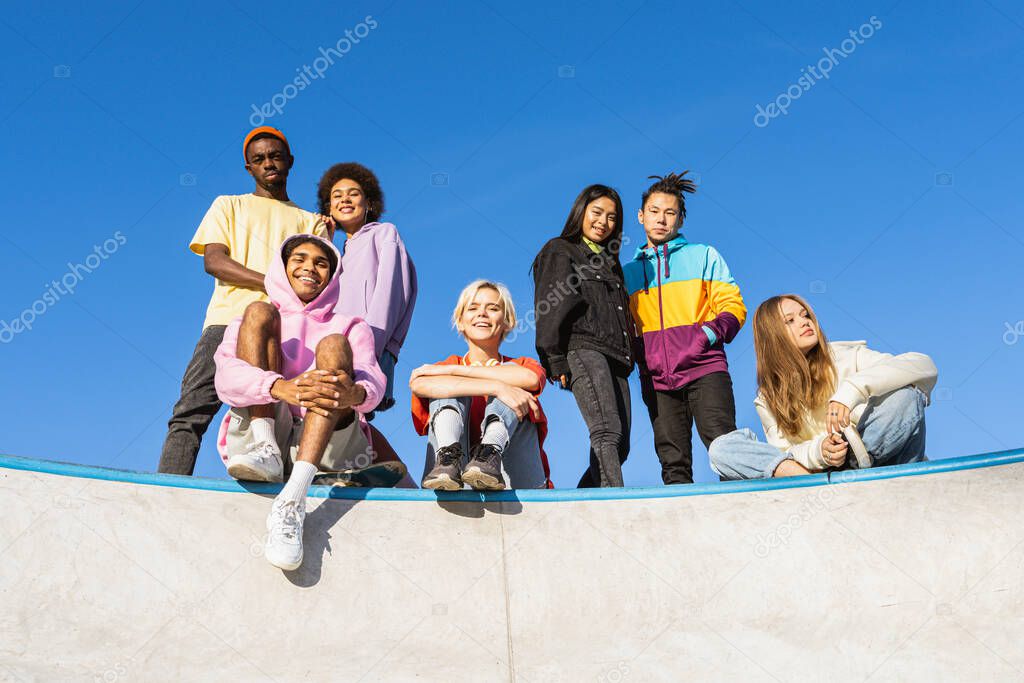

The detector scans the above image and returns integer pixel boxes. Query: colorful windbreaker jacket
[622,234,746,391]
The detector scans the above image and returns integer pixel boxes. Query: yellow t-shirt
[190,193,328,328]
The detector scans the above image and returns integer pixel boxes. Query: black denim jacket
[532,237,636,381]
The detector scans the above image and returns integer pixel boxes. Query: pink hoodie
[213,234,385,462]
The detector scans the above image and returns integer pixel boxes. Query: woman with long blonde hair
[709,294,937,479]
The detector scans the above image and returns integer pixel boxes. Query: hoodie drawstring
[662,244,670,280]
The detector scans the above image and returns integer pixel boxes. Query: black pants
[642,371,736,485]
[567,348,631,488]
[157,325,226,475]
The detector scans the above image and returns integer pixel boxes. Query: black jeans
[642,371,736,485]
[567,349,631,488]
[158,325,226,475]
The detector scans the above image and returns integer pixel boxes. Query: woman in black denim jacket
[531,184,637,487]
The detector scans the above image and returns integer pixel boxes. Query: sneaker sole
[842,425,873,469]
[265,551,302,571]
[227,462,282,483]
[422,473,462,491]
[462,468,505,491]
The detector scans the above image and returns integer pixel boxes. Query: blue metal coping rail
[1,449,1022,503]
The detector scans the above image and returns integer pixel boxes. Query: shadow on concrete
[284,497,357,588]
[435,492,524,518]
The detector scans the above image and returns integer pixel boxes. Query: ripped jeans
[421,396,548,489]
[709,386,928,480]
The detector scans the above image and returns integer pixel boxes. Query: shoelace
[475,444,500,466]
[437,445,460,467]
[272,503,301,541]
[252,443,278,464]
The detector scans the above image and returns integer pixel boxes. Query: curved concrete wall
[1,453,1022,681]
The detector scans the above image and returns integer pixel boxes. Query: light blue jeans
[709,387,928,480]
[365,350,397,422]
[422,397,547,489]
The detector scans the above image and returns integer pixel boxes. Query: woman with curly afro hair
[316,162,418,483]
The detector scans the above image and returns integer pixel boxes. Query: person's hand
[271,370,344,418]
[317,213,337,238]
[821,433,848,467]
[494,384,541,421]
[558,374,569,389]
[826,400,851,435]
[410,364,448,382]
[331,371,367,409]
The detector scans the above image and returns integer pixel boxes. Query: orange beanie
[243,126,290,161]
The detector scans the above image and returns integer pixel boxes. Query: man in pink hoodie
[214,234,385,570]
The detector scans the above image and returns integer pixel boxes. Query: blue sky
[2,1,1022,486]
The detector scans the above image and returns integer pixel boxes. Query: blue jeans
[709,387,928,480]
[365,350,397,422]
[421,397,547,489]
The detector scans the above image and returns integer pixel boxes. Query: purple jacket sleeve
[702,247,746,345]
[365,237,417,358]
[214,318,284,407]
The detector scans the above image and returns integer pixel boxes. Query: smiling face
[638,191,682,247]
[458,286,507,344]
[285,241,332,303]
[581,196,617,244]
[329,178,368,234]
[245,137,292,193]
[780,297,819,355]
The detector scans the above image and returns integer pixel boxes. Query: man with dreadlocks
[622,172,747,484]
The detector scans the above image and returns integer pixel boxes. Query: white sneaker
[265,498,305,571]
[227,442,283,482]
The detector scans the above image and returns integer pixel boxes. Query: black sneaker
[462,444,506,491]
[422,444,464,491]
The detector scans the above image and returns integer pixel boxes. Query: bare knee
[241,301,279,330]
[773,459,811,478]
[316,333,353,374]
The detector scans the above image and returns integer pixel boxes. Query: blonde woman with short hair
[409,280,552,490]
[709,294,937,479]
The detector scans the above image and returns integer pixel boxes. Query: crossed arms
[409,363,542,420]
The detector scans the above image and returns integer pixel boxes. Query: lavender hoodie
[334,222,417,359]
[213,233,386,461]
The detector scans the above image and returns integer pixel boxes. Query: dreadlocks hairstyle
[641,171,698,220]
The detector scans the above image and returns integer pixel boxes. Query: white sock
[278,461,316,505]
[251,417,278,451]
[432,408,463,449]
[480,418,509,452]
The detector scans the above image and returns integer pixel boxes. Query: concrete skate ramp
[1,451,1023,682]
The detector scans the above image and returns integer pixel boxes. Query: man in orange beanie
[157,127,329,475]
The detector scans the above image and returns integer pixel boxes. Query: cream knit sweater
[754,341,938,470]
